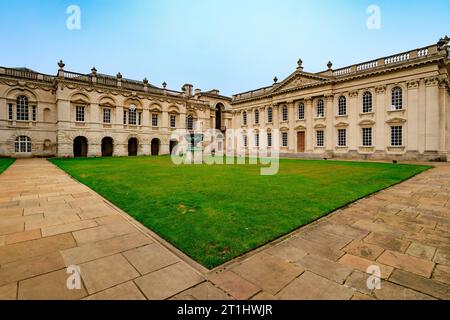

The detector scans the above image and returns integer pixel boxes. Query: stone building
[1,37,449,161]
[231,36,450,161]
[0,61,232,158]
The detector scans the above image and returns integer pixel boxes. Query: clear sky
[0,0,448,96]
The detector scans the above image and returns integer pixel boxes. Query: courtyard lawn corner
[50,156,430,269]
[0,158,15,174]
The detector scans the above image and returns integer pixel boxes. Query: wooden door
[297,132,305,153]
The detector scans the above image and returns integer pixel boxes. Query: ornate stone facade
[0,63,232,158]
[231,37,450,161]
[1,37,450,161]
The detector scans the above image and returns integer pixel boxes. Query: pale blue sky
[0,0,448,96]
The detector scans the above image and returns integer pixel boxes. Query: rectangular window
[152,114,158,127]
[138,112,142,126]
[243,135,248,147]
[267,108,273,123]
[243,112,247,126]
[8,104,13,120]
[32,106,37,121]
[282,107,288,122]
[17,103,29,121]
[76,106,85,122]
[170,115,176,128]
[103,109,111,124]
[255,133,260,147]
[123,110,128,125]
[338,129,347,147]
[362,128,373,147]
[128,110,137,125]
[255,110,260,125]
[298,104,305,120]
[316,130,324,147]
[282,132,288,147]
[267,132,272,147]
[391,126,403,146]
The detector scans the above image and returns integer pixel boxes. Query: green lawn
[50,156,430,269]
[0,158,15,174]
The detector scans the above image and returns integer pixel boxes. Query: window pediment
[386,117,406,124]
[335,122,349,128]
[358,119,376,126]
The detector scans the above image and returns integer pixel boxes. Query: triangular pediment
[272,71,330,94]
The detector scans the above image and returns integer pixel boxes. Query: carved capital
[425,76,440,87]
[349,90,359,98]
[304,97,313,104]
[324,94,334,102]
[407,80,420,89]
[375,85,386,95]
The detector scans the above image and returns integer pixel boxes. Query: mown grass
[50,156,430,269]
[0,158,15,174]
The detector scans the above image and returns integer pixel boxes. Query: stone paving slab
[0,158,450,300]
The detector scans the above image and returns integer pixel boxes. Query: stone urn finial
[273,76,278,84]
[143,77,149,84]
[327,61,333,70]
[297,58,303,70]
[58,60,65,70]
[162,81,167,89]
[91,67,97,76]
[116,72,122,79]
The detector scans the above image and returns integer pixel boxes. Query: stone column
[425,77,440,152]
[325,95,334,152]
[305,98,313,152]
[406,80,420,152]
[438,79,447,152]
[162,110,169,131]
[374,86,386,152]
[348,90,359,152]
[116,105,124,129]
[287,101,296,152]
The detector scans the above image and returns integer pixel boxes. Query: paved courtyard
[0,158,450,300]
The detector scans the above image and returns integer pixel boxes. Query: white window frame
[391,126,403,146]
[363,91,373,113]
[316,130,324,147]
[242,111,248,126]
[282,132,288,147]
[282,106,288,122]
[15,136,32,153]
[76,105,85,122]
[298,103,305,120]
[338,96,347,116]
[152,113,159,127]
[254,109,260,125]
[16,96,29,121]
[170,114,176,128]
[103,108,111,124]
[362,127,373,147]
[392,87,403,110]
[317,99,325,118]
[338,129,347,147]
[267,107,273,123]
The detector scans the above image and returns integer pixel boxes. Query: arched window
[128,105,137,125]
[363,91,373,113]
[267,107,273,123]
[338,96,347,116]
[16,96,29,121]
[282,105,288,122]
[15,136,32,153]
[317,99,325,118]
[254,109,260,124]
[392,87,403,110]
[298,103,305,120]
[187,115,194,130]
[242,111,248,126]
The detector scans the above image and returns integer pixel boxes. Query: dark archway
[151,138,160,156]
[128,138,138,156]
[101,137,114,157]
[215,103,223,130]
[73,136,88,158]
[169,140,178,155]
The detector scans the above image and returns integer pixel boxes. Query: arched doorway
[128,138,138,156]
[169,140,178,154]
[101,137,114,157]
[151,138,160,156]
[215,103,223,130]
[73,136,88,157]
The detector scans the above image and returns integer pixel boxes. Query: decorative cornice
[425,76,440,87]
[349,90,359,98]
